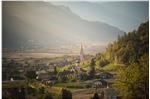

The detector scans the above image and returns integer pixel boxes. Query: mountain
[2,1,124,52]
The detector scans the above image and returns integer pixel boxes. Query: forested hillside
[103,21,148,65]
[99,21,149,99]
[93,21,149,99]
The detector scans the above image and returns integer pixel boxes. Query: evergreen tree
[44,93,53,99]
[92,93,99,99]
[88,58,96,78]
[60,89,72,99]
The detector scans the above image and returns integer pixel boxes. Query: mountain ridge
[3,1,124,52]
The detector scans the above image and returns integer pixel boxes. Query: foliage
[100,91,104,99]
[57,65,78,82]
[60,88,72,99]
[104,21,149,64]
[113,54,148,99]
[25,70,37,79]
[100,63,123,71]
[95,53,109,70]
[92,93,99,99]
[27,86,38,95]
[54,66,57,75]
[44,93,53,99]
[57,65,73,73]
[39,87,45,94]
[103,21,149,99]
[88,58,96,78]
[80,72,89,81]
[80,60,90,70]
[57,72,78,83]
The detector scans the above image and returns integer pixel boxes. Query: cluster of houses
[2,56,82,83]
[2,57,79,98]
[2,43,118,99]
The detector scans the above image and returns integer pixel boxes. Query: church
[80,43,84,62]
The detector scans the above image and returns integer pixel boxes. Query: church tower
[80,43,84,62]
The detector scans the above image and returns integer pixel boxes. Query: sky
[52,1,149,32]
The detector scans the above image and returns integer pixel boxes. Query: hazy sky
[52,1,148,32]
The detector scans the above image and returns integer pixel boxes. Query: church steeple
[80,43,84,62]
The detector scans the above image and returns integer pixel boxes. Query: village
[2,44,117,99]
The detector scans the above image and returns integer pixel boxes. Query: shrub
[60,89,72,99]
[92,93,99,99]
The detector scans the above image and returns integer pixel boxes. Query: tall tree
[60,89,72,99]
[113,54,148,99]
[88,58,96,78]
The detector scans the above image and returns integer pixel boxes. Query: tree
[54,66,57,75]
[44,93,53,99]
[39,87,45,94]
[88,58,96,78]
[96,59,109,69]
[113,54,148,99]
[80,72,89,81]
[25,70,37,79]
[103,21,148,65]
[60,89,72,99]
[100,91,104,99]
[92,93,99,99]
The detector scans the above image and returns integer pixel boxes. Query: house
[96,72,113,79]
[47,66,55,72]
[36,72,57,86]
[37,73,50,81]
[36,70,47,75]
[92,79,108,88]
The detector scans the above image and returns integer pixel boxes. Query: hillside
[93,21,149,99]
[103,21,148,64]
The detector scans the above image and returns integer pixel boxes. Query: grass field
[54,81,90,90]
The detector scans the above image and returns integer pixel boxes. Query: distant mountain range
[3,1,124,53]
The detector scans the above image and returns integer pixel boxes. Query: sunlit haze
[2,1,148,54]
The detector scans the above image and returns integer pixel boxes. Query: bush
[60,89,72,99]
[80,73,89,81]
[25,71,37,79]
[92,93,99,99]
[44,93,53,99]
[27,86,38,95]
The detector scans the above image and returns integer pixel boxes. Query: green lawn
[54,81,89,90]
